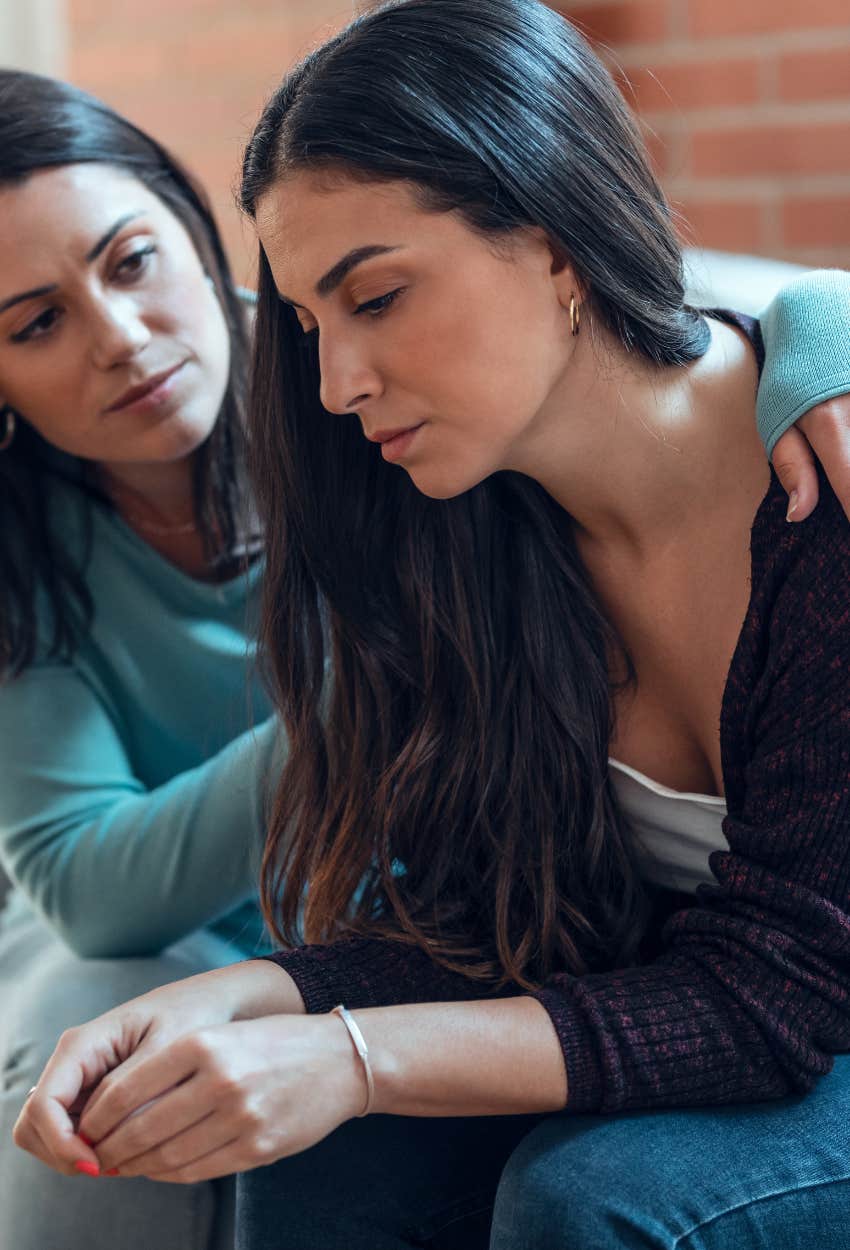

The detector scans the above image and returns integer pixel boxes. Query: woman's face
[0,163,231,465]
[256,172,577,499]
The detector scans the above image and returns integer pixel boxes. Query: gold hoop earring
[569,294,580,338]
[0,407,16,452]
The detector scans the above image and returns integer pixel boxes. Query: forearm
[137,958,307,1024]
[350,997,568,1117]
[2,698,284,956]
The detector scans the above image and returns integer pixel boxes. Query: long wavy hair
[241,0,711,989]
[0,70,253,680]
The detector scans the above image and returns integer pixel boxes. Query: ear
[530,229,586,310]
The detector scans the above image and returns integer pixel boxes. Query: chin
[144,411,219,463]
[404,463,488,501]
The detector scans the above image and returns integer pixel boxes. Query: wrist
[338,1007,403,1116]
[326,1005,404,1118]
[322,1010,377,1121]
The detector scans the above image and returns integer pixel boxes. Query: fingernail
[78,1132,94,1148]
[786,490,799,521]
[105,1168,120,1177]
[74,1160,100,1177]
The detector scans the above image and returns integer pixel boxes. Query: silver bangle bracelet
[332,1004,375,1117]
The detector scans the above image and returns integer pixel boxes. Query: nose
[318,335,382,416]
[88,293,152,370]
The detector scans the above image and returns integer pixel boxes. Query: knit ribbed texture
[757,270,850,458]
[266,316,850,1116]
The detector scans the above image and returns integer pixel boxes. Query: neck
[506,316,763,561]
[98,455,196,528]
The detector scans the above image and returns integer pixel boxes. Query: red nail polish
[78,1132,94,1148]
[105,1168,120,1177]
[74,1160,100,1177]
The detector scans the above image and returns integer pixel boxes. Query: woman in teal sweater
[3,49,850,1250]
[0,71,281,1250]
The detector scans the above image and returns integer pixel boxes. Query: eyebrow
[0,211,144,315]
[279,244,404,308]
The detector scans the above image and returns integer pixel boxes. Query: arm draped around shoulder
[757,269,850,457]
[0,661,285,958]
[265,475,850,1115]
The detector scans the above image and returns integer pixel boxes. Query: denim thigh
[491,1053,850,1250]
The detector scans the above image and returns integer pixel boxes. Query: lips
[366,422,425,444]
[105,362,185,413]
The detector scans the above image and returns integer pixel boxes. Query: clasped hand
[13,972,367,1184]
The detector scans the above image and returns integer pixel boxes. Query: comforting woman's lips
[105,361,187,414]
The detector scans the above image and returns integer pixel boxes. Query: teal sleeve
[0,661,285,958]
[757,269,850,458]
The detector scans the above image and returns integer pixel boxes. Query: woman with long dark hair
[14,5,850,1248]
[0,71,282,1250]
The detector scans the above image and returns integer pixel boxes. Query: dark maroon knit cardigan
[266,315,850,1115]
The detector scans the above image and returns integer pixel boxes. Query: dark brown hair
[0,69,253,680]
[241,0,710,988]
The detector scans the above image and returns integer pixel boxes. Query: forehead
[255,172,444,290]
[0,164,166,266]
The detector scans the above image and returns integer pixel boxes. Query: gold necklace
[120,511,198,538]
[106,478,198,538]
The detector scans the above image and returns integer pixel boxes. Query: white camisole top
[608,758,729,894]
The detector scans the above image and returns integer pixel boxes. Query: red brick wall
[68,1,849,273]
[556,0,850,266]
[68,1,353,285]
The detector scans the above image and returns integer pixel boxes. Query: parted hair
[241,0,710,988]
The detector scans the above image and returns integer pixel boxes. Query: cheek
[200,293,232,390]
[158,265,232,395]
[1,345,93,453]
[420,287,555,415]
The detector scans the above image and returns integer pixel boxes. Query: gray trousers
[0,889,242,1250]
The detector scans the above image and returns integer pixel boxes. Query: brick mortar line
[666,176,850,196]
[70,20,343,55]
[607,27,850,64]
[642,102,850,126]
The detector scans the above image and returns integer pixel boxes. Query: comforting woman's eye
[354,288,405,317]
[114,244,157,281]
[11,306,61,343]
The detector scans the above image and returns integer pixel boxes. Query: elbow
[54,922,163,961]
[26,870,164,959]
[44,900,167,960]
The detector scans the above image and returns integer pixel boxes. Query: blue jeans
[236,1053,850,1249]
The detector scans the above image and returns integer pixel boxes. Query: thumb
[770,425,819,522]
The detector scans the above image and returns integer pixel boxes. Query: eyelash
[354,288,404,317]
[10,244,158,344]
[299,287,405,345]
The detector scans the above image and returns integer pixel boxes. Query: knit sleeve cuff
[257,936,507,1014]
[757,269,850,458]
[259,949,343,1014]
[532,985,605,1115]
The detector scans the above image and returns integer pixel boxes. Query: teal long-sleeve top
[0,480,281,959]
[0,270,848,962]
